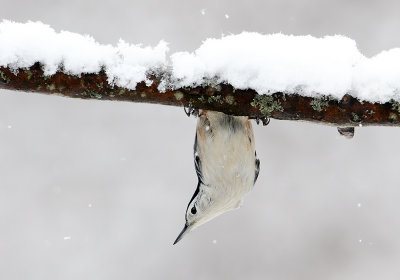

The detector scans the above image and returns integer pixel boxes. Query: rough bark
[1,63,400,127]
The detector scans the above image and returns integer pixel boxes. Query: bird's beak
[173,224,192,245]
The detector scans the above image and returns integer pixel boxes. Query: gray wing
[194,134,204,184]
[254,151,260,184]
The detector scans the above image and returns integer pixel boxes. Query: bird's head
[173,182,242,244]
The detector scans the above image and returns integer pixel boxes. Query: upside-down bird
[174,110,260,244]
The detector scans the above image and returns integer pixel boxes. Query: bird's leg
[184,102,199,117]
[255,116,270,126]
[261,117,270,126]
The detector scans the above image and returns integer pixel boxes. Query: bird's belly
[201,130,255,194]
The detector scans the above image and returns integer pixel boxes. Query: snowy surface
[1,20,400,102]
[0,20,168,89]
[172,33,400,102]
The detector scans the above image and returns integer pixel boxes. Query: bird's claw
[184,102,199,117]
[255,116,270,126]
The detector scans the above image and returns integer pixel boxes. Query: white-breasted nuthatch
[174,110,260,244]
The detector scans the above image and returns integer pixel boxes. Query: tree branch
[1,63,400,127]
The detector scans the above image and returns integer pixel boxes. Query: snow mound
[0,20,168,89]
[2,20,400,102]
[171,32,400,102]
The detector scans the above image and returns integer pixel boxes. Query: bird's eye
[191,206,197,215]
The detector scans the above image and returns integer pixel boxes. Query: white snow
[352,49,400,102]
[171,32,400,103]
[201,9,206,15]
[63,236,71,240]
[2,20,400,102]
[0,20,168,89]
[225,14,230,19]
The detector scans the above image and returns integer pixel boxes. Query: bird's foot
[184,102,199,117]
[255,116,270,126]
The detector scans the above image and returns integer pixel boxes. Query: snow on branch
[1,20,400,127]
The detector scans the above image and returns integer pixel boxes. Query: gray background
[1,0,400,279]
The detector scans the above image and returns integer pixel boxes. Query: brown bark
[1,63,400,127]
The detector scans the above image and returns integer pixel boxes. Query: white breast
[196,111,256,209]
